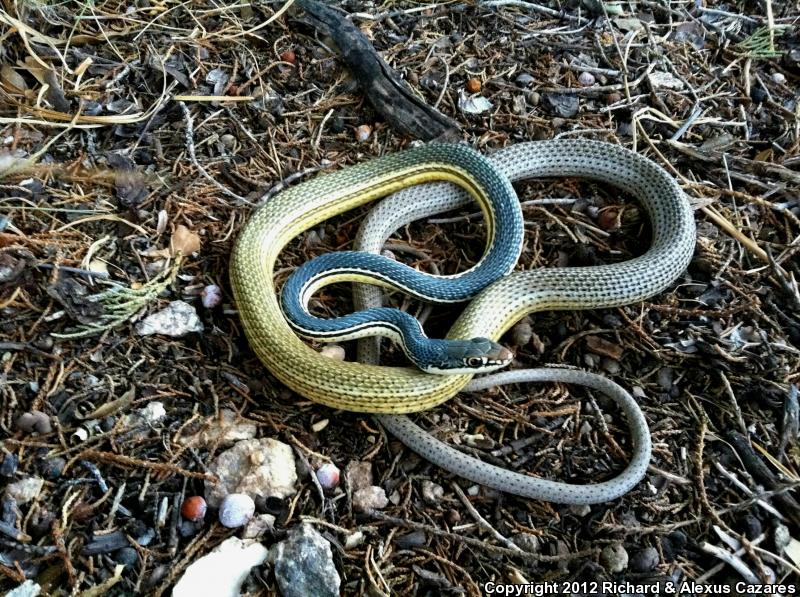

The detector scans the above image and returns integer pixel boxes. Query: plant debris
[1,0,799,594]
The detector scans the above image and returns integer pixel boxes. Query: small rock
[181,496,207,522]
[319,345,345,361]
[657,367,674,390]
[629,546,660,572]
[311,418,329,432]
[353,486,388,512]
[542,93,579,118]
[115,547,139,567]
[173,537,268,597]
[219,493,255,528]
[525,90,540,106]
[421,480,443,505]
[220,134,236,149]
[600,543,629,573]
[578,72,596,86]
[344,530,365,550]
[178,519,203,538]
[40,457,66,480]
[458,90,493,115]
[269,524,340,597]
[316,463,341,490]
[774,524,791,552]
[243,514,276,540]
[395,530,427,549]
[137,402,166,425]
[5,580,41,597]
[355,124,372,142]
[205,438,297,507]
[280,49,296,64]
[515,73,534,87]
[510,321,532,346]
[648,71,685,90]
[15,411,51,434]
[467,485,480,496]
[6,477,44,505]
[568,504,592,517]
[512,533,540,553]
[606,92,622,105]
[771,72,786,85]
[345,460,373,492]
[135,300,203,337]
[201,284,222,308]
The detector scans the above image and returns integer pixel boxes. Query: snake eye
[466,356,486,368]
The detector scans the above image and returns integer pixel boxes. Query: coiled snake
[230,139,696,503]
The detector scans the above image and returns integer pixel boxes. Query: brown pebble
[606,92,622,105]
[280,49,296,64]
[181,496,207,522]
[465,77,481,93]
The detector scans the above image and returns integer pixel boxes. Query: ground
[1,0,799,595]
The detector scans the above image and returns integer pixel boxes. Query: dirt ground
[1,0,799,595]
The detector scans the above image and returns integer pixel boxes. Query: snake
[279,144,521,375]
[230,139,696,419]
[350,140,696,503]
[231,139,695,504]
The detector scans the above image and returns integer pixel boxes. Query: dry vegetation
[1,0,799,595]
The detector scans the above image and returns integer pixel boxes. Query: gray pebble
[115,547,139,567]
[515,73,535,87]
[269,523,340,597]
[15,411,51,434]
[218,493,255,528]
[629,547,660,572]
[657,367,674,390]
[600,543,629,573]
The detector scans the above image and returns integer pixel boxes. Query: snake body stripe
[278,143,523,373]
[231,139,695,414]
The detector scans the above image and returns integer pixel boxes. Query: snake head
[420,337,514,375]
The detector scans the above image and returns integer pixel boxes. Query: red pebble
[280,49,296,64]
[181,496,207,522]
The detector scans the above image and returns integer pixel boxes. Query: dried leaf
[80,387,135,420]
[0,65,27,91]
[170,225,201,257]
[585,336,624,360]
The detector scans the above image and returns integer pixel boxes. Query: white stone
[173,537,268,597]
[135,300,203,337]
[205,438,297,507]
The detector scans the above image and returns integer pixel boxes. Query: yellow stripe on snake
[230,139,696,503]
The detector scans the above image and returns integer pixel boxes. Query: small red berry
[465,78,481,93]
[181,496,207,522]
